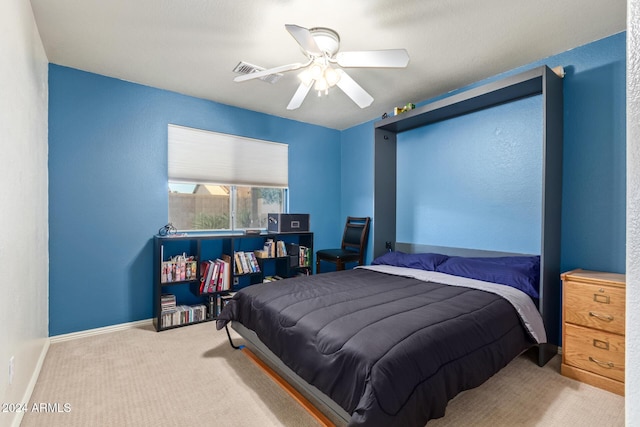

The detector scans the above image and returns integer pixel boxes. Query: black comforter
[216,268,533,426]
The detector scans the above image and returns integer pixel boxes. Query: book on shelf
[234,251,244,274]
[161,294,176,312]
[199,257,232,293]
[200,261,213,293]
[207,260,220,293]
[247,251,260,273]
[214,257,230,291]
[240,251,251,273]
[236,251,246,273]
[162,253,197,283]
[179,259,185,281]
[189,262,197,280]
[234,251,260,274]
[299,245,311,267]
[214,259,223,291]
[160,303,207,328]
[215,296,222,317]
[277,241,287,257]
[257,240,294,259]
[221,254,231,290]
[264,239,275,258]
[254,249,269,258]
[207,297,215,319]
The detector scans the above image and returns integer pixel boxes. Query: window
[167,125,288,231]
[168,183,286,230]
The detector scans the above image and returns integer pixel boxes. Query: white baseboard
[49,318,153,343]
[11,338,50,427]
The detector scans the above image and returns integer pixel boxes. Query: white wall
[0,1,49,426]
[627,1,640,424]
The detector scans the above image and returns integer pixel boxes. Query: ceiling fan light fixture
[309,62,324,80]
[298,69,313,86]
[300,63,340,96]
[324,66,340,87]
[314,78,328,92]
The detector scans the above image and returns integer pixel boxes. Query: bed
[216,249,551,426]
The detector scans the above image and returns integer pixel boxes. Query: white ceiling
[30,0,626,130]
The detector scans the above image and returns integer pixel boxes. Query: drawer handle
[593,294,610,304]
[589,356,614,369]
[589,311,613,322]
[593,339,609,350]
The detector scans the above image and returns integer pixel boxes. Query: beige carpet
[21,322,624,427]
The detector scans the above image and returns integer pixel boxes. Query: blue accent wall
[48,65,340,335]
[559,38,627,274]
[339,123,375,264]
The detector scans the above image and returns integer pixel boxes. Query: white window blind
[168,124,288,187]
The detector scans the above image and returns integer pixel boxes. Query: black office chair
[316,217,370,273]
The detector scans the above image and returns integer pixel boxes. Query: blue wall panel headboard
[396,95,543,254]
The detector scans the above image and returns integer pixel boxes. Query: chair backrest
[341,217,371,255]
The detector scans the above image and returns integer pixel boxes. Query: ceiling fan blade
[234,62,304,82]
[335,70,373,108]
[286,81,313,110]
[285,24,322,56]
[336,49,410,68]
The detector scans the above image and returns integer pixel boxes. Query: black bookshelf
[153,232,313,331]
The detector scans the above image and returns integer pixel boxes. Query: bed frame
[230,322,351,426]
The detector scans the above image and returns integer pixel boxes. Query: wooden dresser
[561,269,625,395]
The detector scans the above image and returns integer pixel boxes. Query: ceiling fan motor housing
[308,27,340,57]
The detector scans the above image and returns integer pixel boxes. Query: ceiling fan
[233,24,410,110]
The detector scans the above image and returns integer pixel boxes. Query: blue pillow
[435,255,540,299]
[465,255,540,266]
[371,251,449,271]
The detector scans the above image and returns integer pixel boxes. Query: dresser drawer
[563,280,625,334]
[563,323,625,382]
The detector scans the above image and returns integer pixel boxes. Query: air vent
[233,61,282,84]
